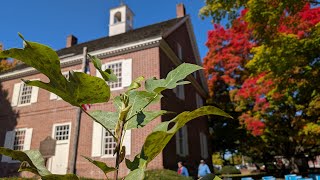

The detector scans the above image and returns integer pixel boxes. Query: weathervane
[119,0,124,5]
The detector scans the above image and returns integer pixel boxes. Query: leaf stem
[81,107,117,140]
[125,93,159,123]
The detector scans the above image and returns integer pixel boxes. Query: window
[103,130,116,156]
[18,83,33,105]
[114,12,122,24]
[97,59,132,91]
[13,130,26,151]
[200,132,209,159]
[54,125,70,141]
[2,128,33,163]
[12,80,39,107]
[107,62,122,89]
[196,93,203,108]
[91,121,131,157]
[177,43,183,60]
[176,126,189,156]
[173,85,185,100]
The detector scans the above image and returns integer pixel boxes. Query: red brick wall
[0,47,164,178]
[160,23,212,177]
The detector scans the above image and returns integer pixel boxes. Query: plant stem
[125,94,159,123]
[81,107,117,140]
[114,116,126,180]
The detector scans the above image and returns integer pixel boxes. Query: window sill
[16,103,32,107]
[100,154,116,159]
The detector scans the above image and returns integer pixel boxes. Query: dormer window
[114,12,122,24]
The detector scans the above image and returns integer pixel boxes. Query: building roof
[1,17,184,75]
[56,17,184,57]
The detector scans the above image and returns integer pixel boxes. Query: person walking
[198,160,211,178]
[177,161,189,177]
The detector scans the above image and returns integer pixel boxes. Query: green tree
[212,152,224,165]
[201,1,320,173]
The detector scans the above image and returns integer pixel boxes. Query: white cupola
[109,4,134,36]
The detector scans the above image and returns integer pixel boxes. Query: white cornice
[0,37,162,81]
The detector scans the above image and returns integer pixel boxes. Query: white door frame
[48,122,72,174]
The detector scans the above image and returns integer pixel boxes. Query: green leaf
[125,91,162,121]
[0,35,110,106]
[90,110,167,130]
[82,156,116,175]
[126,110,168,129]
[142,106,231,163]
[145,63,202,93]
[127,76,145,92]
[125,155,147,171]
[90,111,118,130]
[125,168,145,180]
[88,54,117,82]
[0,147,51,176]
[42,174,79,180]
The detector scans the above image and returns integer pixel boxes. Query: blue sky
[0,0,213,59]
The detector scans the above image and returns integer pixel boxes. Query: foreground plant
[0,35,230,179]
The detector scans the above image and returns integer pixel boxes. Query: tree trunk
[289,157,300,174]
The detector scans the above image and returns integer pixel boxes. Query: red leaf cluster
[204,4,320,136]
[278,4,320,38]
[239,113,265,136]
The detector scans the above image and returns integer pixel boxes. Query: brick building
[0,3,211,178]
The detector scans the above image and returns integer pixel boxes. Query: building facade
[0,4,211,178]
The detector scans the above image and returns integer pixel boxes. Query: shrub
[220,166,241,174]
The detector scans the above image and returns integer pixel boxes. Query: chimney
[176,3,186,18]
[66,35,78,48]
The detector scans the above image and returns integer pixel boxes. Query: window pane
[13,130,26,151]
[55,125,70,141]
[18,83,33,105]
[103,130,116,155]
[106,62,122,89]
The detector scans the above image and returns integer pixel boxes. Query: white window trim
[173,85,185,100]
[196,93,203,108]
[200,132,209,159]
[97,59,132,91]
[176,126,189,157]
[52,122,72,145]
[92,121,131,158]
[177,43,183,61]
[12,79,40,107]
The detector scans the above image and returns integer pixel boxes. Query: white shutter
[200,132,208,159]
[30,79,40,104]
[11,83,21,106]
[91,122,103,157]
[123,130,131,155]
[122,59,132,87]
[50,93,58,100]
[96,65,105,79]
[2,131,15,162]
[182,126,189,156]
[180,85,185,100]
[196,93,203,108]
[30,86,39,103]
[175,131,181,155]
[23,128,33,150]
